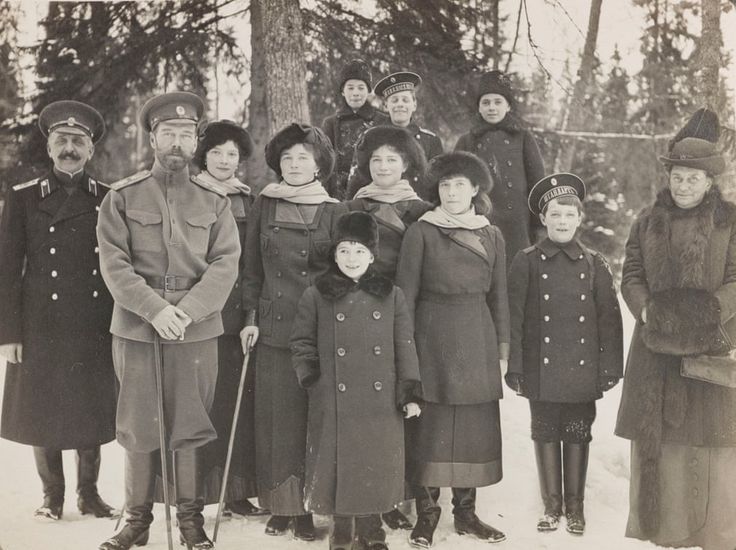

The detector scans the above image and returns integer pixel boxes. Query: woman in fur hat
[455,71,545,265]
[396,151,510,547]
[346,125,432,282]
[322,59,389,200]
[240,123,348,540]
[290,211,422,550]
[615,109,736,550]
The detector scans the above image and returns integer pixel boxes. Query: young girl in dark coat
[455,71,545,264]
[506,173,623,535]
[396,152,510,548]
[290,211,422,550]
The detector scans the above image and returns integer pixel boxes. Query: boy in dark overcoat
[506,173,623,535]
[290,211,422,550]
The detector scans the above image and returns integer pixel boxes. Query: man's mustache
[58,151,81,160]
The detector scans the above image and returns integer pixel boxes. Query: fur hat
[265,123,335,179]
[659,137,725,176]
[424,152,493,202]
[340,59,372,90]
[475,71,515,107]
[195,120,254,170]
[354,125,427,182]
[670,108,720,148]
[333,211,379,255]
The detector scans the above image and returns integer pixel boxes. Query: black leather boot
[534,441,563,531]
[563,442,589,535]
[265,514,290,536]
[175,449,213,549]
[355,514,387,550]
[382,508,413,530]
[77,447,118,518]
[99,450,155,550]
[293,513,316,541]
[33,447,64,520]
[452,488,505,543]
[330,515,355,550]
[224,498,268,517]
[409,487,440,549]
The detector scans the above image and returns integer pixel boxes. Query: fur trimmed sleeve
[714,221,736,324]
[621,215,650,322]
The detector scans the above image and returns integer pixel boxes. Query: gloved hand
[505,372,524,395]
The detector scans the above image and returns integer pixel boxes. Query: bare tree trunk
[246,0,271,191]
[554,0,603,171]
[699,0,721,107]
[491,0,500,69]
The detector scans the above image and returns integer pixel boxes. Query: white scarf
[353,179,420,203]
[419,205,490,230]
[196,170,251,195]
[260,179,339,204]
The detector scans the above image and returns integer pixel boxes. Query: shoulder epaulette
[12,177,41,192]
[97,180,111,189]
[111,170,151,191]
[190,174,226,197]
[522,244,537,254]
[419,128,437,137]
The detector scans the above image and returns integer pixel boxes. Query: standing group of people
[0,57,734,550]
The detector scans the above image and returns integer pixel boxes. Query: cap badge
[551,177,558,186]
[390,77,396,83]
[66,117,76,126]
[176,105,185,116]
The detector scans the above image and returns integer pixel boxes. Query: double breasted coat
[290,268,421,515]
[455,118,545,263]
[507,238,623,402]
[0,170,116,449]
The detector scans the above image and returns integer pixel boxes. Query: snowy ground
[0,301,680,550]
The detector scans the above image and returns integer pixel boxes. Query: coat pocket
[126,209,163,252]
[186,212,217,254]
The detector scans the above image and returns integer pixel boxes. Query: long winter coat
[290,267,421,515]
[507,238,623,402]
[455,118,545,263]
[0,171,116,449]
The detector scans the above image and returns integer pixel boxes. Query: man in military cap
[96,91,240,550]
[0,100,118,521]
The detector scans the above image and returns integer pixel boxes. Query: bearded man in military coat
[0,100,117,521]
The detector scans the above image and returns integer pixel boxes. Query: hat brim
[659,154,725,176]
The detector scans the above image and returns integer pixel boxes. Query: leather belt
[145,275,198,292]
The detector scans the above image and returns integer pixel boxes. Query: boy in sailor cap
[0,100,117,522]
[506,173,623,536]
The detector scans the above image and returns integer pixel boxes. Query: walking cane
[213,334,254,542]
[153,333,175,550]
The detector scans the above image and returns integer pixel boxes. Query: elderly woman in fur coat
[615,109,736,550]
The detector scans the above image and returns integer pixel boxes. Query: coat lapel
[444,227,489,263]
[371,203,407,234]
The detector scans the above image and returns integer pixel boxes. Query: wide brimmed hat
[424,152,493,200]
[475,71,515,107]
[340,59,372,89]
[333,211,379,255]
[265,123,335,179]
[39,100,105,143]
[139,91,205,132]
[659,137,725,176]
[374,71,422,99]
[355,125,427,182]
[528,172,586,216]
[195,120,254,169]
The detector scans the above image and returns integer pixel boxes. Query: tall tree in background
[0,2,22,179]
[697,0,723,107]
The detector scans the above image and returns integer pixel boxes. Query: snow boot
[174,449,213,549]
[409,487,441,548]
[382,508,413,530]
[99,450,155,550]
[264,514,290,536]
[534,441,563,531]
[356,514,388,550]
[330,515,355,550]
[452,488,506,543]
[33,446,64,520]
[563,442,589,535]
[293,513,316,541]
[77,447,118,518]
[224,498,267,517]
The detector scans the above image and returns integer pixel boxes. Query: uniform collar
[537,237,583,260]
[337,101,376,121]
[151,158,190,186]
[48,167,102,197]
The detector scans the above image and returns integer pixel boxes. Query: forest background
[1,0,735,276]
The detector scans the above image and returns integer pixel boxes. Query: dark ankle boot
[99,450,155,550]
[452,488,505,543]
[174,449,213,549]
[563,442,589,535]
[409,487,440,549]
[356,514,387,550]
[330,515,355,550]
[224,498,267,517]
[294,513,316,541]
[534,441,563,531]
[382,508,412,530]
[77,447,117,518]
[265,514,290,536]
[33,447,64,520]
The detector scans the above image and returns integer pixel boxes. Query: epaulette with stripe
[97,180,111,189]
[12,177,42,192]
[111,170,151,191]
[190,174,226,197]
[522,244,537,254]
[419,128,437,137]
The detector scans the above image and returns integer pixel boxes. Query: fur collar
[469,112,525,137]
[315,265,393,301]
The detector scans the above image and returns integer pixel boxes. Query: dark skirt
[409,401,502,488]
[529,401,596,443]
[255,343,308,515]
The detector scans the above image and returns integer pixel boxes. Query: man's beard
[157,148,191,171]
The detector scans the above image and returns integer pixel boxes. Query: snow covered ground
[0,301,679,550]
